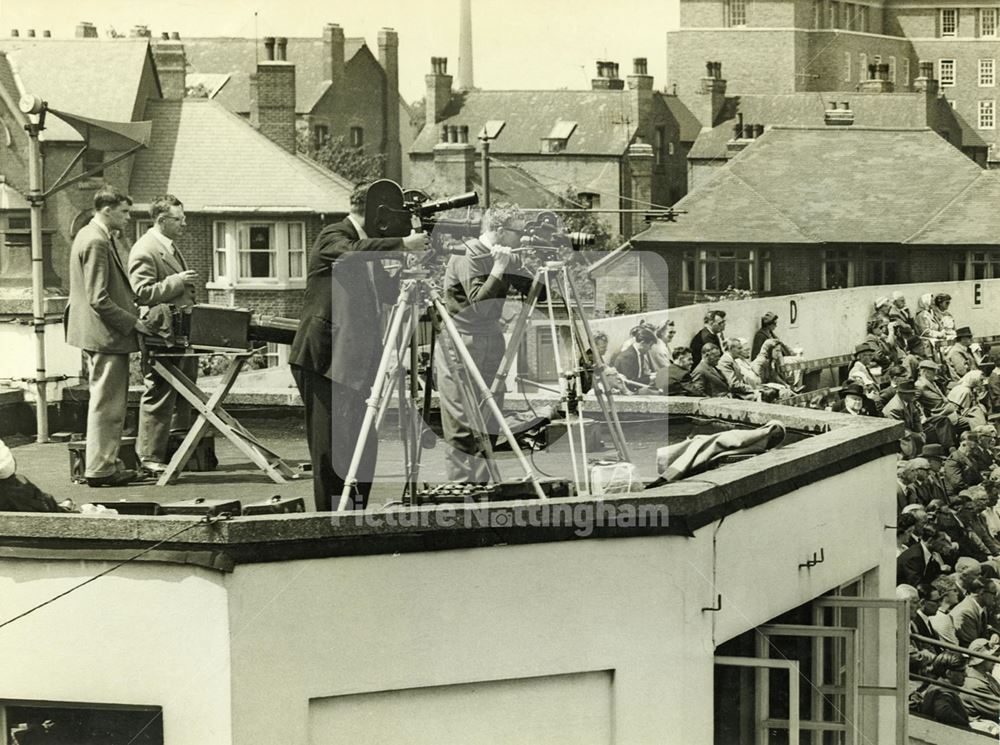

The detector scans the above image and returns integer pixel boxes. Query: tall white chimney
[457,0,474,90]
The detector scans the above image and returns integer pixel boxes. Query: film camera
[518,211,595,252]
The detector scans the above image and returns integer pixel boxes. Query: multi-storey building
[667,0,1000,166]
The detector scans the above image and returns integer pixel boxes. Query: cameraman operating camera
[435,206,540,484]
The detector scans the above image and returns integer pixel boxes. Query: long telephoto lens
[567,232,596,248]
[417,191,479,216]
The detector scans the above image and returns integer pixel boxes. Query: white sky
[1,0,680,102]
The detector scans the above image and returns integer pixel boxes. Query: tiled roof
[632,126,985,246]
[906,172,1000,245]
[410,90,637,156]
[687,92,977,161]
[184,37,367,114]
[662,95,703,143]
[0,39,151,141]
[128,99,352,213]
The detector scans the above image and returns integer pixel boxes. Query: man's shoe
[85,469,137,487]
[140,460,168,476]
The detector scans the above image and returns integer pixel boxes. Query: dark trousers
[292,365,376,511]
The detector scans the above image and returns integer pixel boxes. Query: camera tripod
[337,267,548,511]
[489,261,632,495]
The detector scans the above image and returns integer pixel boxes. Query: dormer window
[541,121,577,154]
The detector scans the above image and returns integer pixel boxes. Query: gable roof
[662,95,702,143]
[184,36,368,114]
[410,90,637,157]
[632,126,986,247]
[0,38,152,141]
[128,98,352,213]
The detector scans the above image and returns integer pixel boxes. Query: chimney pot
[459,125,469,143]
[76,21,98,38]
[633,57,648,75]
[840,101,850,110]
[441,125,449,143]
[449,125,459,143]
[742,124,753,139]
[42,30,50,38]
[161,32,170,40]
[264,36,276,61]
[170,31,180,40]
[753,123,764,138]
[275,36,287,61]
[10,30,18,37]
[26,29,35,37]
[733,112,744,137]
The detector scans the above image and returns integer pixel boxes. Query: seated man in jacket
[943,432,984,495]
[654,345,700,397]
[882,380,926,458]
[717,338,761,401]
[690,343,731,397]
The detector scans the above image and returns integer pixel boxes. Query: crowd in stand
[595,308,804,402]
[593,292,1000,733]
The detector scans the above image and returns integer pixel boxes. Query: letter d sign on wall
[789,299,798,326]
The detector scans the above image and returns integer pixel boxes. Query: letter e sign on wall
[973,282,983,308]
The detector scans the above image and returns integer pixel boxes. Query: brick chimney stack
[426,57,454,125]
[250,57,297,154]
[592,61,625,90]
[433,123,475,194]
[379,28,401,181]
[625,139,654,237]
[152,33,187,100]
[695,60,727,129]
[628,57,654,143]
[75,21,97,38]
[323,24,345,94]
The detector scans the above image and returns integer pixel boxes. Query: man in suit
[911,584,943,641]
[897,525,950,587]
[435,207,537,483]
[689,309,726,367]
[690,343,731,397]
[945,326,977,382]
[613,325,656,391]
[949,577,998,645]
[66,186,151,486]
[915,359,958,449]
[943,432,984,495]
[960,638,1000,720]
[128,195,199,473]
[654,346,700,397]
[717,338,757,400]
[290,182,428,510]
[882,380,926,458]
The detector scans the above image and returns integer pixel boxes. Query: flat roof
[0,399,901,571]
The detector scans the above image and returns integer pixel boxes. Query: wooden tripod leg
[155,355,288,485]
[337,284,415,511]
[490,277,546,397]
[430,291,547,501]
[562,270,632,463]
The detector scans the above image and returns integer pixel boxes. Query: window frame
[726,0,747,27]
[844,51,852,82]
[981,8,998,38]
[681,247,763,294]
[939,59,956,87]
[979,58,996,87]
[979,99,996,130]
[313,123,330,148]
[940,8,958,37]
[821,248,854,290]
[349,126,364,148]
[209,219,308,289]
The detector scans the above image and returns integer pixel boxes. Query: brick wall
[311,52,387,173]
[668,30,800,96]
[208,288,306,317]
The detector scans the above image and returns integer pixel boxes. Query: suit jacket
[654,363,700,397]
[690,359,731,397]
[896,542,943,587]
[942,449,982,495]
[289,217,402,392]
[949,594,988,646]
[911,612,941,641]
[916,377,956,420]
[613,346,653,387]
[128,228,195,309]
[65,220,139,354]
[882,394,923,433]
[717,353,753,395]
[946,343,977,381]
[961,666,1000,719]
[689,327,722,367]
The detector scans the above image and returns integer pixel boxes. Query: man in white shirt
[128,195,199,473]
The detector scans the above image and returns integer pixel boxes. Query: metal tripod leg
[490,277,546,398]
[337,283,416,511]
[430,290,547,501]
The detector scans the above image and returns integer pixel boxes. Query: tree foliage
[296,131,385,184]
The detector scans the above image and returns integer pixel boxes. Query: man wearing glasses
[128,194,199,475]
